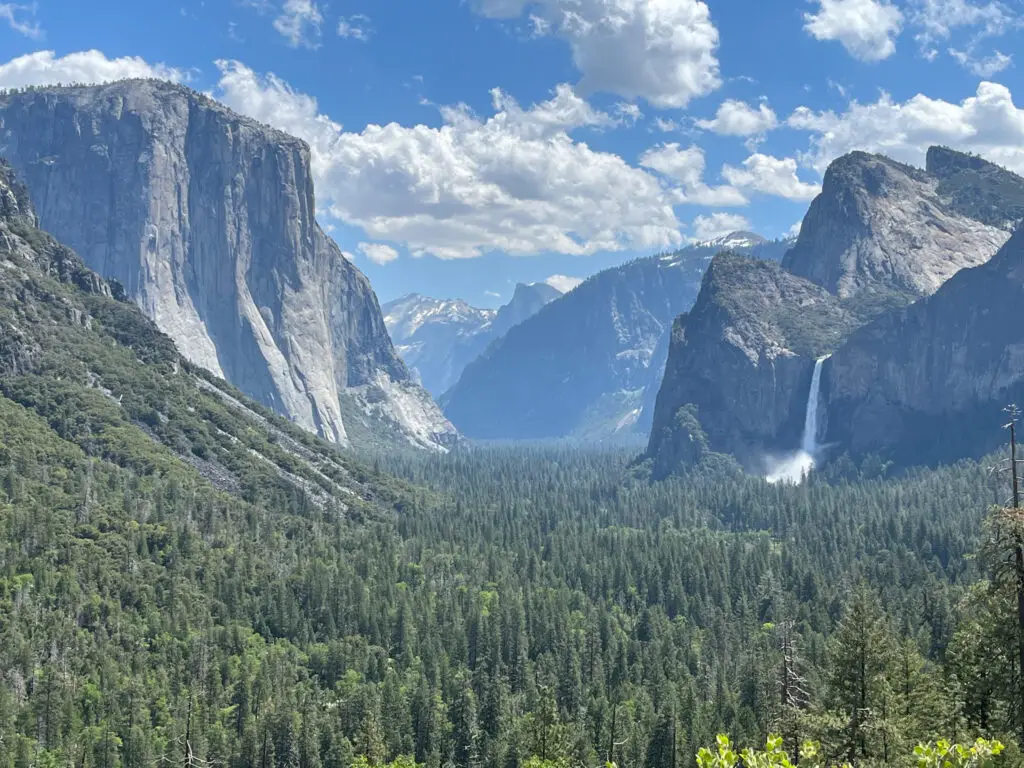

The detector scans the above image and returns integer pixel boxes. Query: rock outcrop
[782,150,1016,300]
[645,254,857,475]
[825,228,1024,465]
[441,233,790,441]
[0,80,455,450]
[383,281,562,398]
[647,147,1024,476]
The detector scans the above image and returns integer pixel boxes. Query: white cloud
[274,0,323,48]
[948,47,1012,76]
[338,14,371,41]
[788,81,1024,174]
[907,0,1019,73]
[0,3,41,38]
[696,99,778,136]
[215,60,683,259]
[545,274,583,292]
[786,220,803,238]
[614,102,643,126]
[910,0,1014,47]
[721,154,821,201]
[692,212,752,241]
[470,0,721,108]
[0,50,186,89]
[654,117,680,132]
[804,0,904,61]
[639,143,748,206]
[359,242,399,265]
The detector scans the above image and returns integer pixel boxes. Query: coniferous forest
[4,419,1024,768]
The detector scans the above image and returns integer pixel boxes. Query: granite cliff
[0,80,455,450]
[782,149,1013,300]
[825,228,1024,465]
[647,147,1024,476]
[645,254,857,476]
[0,157,400,509]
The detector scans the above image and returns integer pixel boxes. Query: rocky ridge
[825,228,1024,465]
[0,158,400,511]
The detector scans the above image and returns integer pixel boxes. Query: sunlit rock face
[0,79,456,450]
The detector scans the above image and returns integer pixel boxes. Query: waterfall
[765,354,831,484]
[800,355,830,456]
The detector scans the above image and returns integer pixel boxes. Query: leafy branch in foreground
[695,735,1004,768]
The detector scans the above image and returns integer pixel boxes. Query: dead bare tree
[775,620,810,755]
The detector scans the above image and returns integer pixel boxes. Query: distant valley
[437,232,792,441]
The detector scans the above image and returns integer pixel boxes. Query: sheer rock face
[646,147,1024,476]
[782,151,1014,300]
[0,80,456,450]
[825,229,1024,464]
[645,254,856,475]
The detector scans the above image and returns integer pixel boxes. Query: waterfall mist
[765,355,831,484]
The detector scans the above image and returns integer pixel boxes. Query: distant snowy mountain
[692,230,768,251]
[441,232,791,441]
[383,282,563,397]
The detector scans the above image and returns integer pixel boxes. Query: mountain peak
[782,148,1019,300]
[925,145,997,178]
[696,230,768,250]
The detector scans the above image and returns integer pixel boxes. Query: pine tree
[822,585,897,764]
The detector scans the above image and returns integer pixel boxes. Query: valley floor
[4,428,1011,768]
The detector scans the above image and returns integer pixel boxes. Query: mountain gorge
[441,233,791,440]
[646,147,1024,477]
[383,281,562,397]
[0,79,455,451]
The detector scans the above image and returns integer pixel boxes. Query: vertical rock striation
[0,79,456,450]
[826,229,1024,464]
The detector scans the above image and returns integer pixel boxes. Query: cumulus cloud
[639,143,748,206]
[214,60,683,259]
[545,274,583,292]
[338,14,371,41]
[470,0,721,108]
[692,212,752,242]
[804,0,904,61]
[0,50,185,89]
[359,243,399,265]
[788,81,1024,174]
[274,0,322,48]
[721,154,821,201]
[0,3,41,38]
[696,100,778,136]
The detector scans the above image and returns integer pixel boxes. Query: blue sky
[1,0,1023,307]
